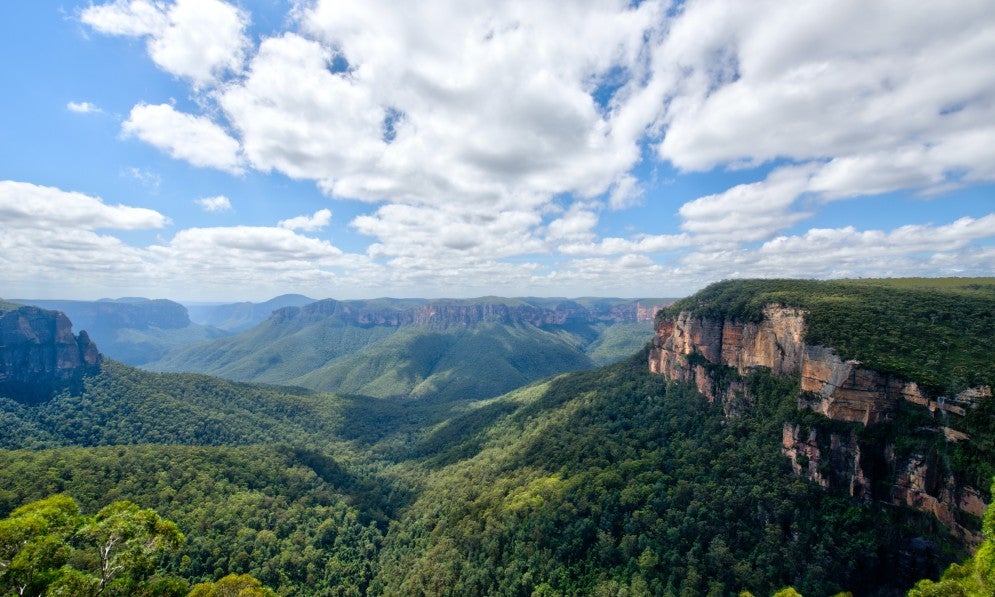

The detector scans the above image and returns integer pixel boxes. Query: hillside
[2,352,967,595]
[149,296,668,400]
[185,294,316,332]
[1,280,991,594]
[17,298,228,366]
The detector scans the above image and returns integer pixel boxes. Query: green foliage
[0,446,388,596]
[662,278,995,396]
[1,288,988,597]
[372,355,951,595]
[294,323,595,401]
[0,495,79,596]
[0,495,186,597]
[909,480,995,596]
[187,573,276,597]
[0,360,349,448]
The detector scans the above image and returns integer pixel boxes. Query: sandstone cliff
[0,305,102,404]
[274,298,669,330]
[650,304,990,542]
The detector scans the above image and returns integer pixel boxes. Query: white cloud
[353,203,544,261]
[67,101,102,114]
[279,208,331,231]
[546,206,599,243]
[121,167,161,191]
[81,0,249,87]
[650,0,995,197]
[0,181,164,294]
[45,1,995,298]
[608,175,644,210]
[560,233,690,256]
[79,0,167,36]
[671,215,995,284]
[122,103,243,173]
[677,166,815,243]
[196,195,232,213]
[0,180,168,230]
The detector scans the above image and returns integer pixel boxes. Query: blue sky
[1,0,993,301]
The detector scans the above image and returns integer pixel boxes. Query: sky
[1,0,993,302]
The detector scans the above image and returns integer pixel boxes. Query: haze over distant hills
[185,294,316,332]
[150,296,670,401]
[14,298,227,366]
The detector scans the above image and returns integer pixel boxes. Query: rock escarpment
[274,298,668,330]
[650,304,990,542]
[0,305,102,404]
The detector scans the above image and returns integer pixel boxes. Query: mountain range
[148,297,669,401]
[1,279,992,595]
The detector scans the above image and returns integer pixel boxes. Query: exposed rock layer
[650,305,990,543]
[0,306,102,404]
[275,299,667,329]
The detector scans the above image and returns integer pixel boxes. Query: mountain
[149,296,670,400]
[16,298,229,366]
[1,280,991,595]
[185,293,316,332]
[0,302,101,404]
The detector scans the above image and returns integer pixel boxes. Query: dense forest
[1,279,993,595]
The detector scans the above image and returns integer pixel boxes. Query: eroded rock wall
[0,306,102,404]
[651,305,990,543]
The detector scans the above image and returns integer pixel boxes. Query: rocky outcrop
[0,306,102,404]
[651,305,990,543]
[649,305,806,403]
[781,422,987,543]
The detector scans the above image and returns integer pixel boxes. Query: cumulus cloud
[677,166,816,244]
[560,234,690,256]
[81,0,249,87]
[651,0,995,191]
[672,215,995,284]
[279,209,331,231]
[51,1,995,297]
[196,195,232,213]
[0,181,164,293]
[0,180,168,230]
[67,101,102,114]
[353,203,545,262]
[122,103,243,173]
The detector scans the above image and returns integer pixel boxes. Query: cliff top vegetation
[660,278,995,395]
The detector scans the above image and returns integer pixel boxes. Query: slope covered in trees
[1,279,992,594]
[149,297,663,400]
[0,354,975,594]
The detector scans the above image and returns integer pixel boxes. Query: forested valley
[1,279,993,596]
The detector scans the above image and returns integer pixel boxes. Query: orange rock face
[650,305,991,544]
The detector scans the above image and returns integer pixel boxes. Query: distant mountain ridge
[15,298,228,366]
[269,296,665,329]
[186,294,316,332]
[150,296,671,401]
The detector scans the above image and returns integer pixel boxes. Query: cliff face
[0,306,102,404]
[650,305,990,543]
[22,298,191,331]
[274,299,669,330]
